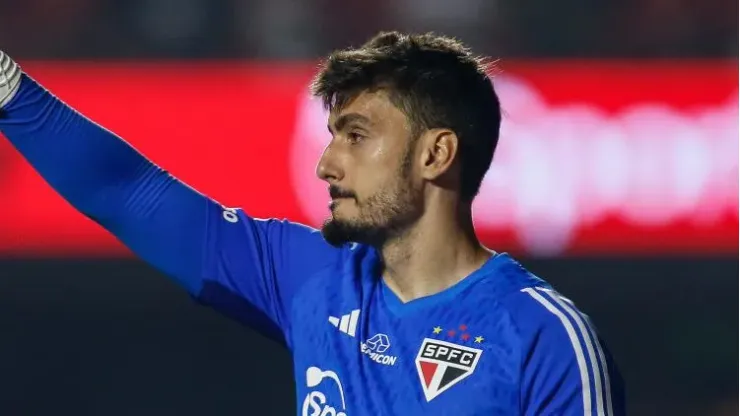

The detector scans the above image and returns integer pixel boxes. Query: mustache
[329,185,356,200]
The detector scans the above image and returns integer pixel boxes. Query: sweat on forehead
[328,112,373,134]
[328,93,419,139]
[329,89,419,134]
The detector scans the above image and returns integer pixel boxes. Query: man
[0,32,624,415]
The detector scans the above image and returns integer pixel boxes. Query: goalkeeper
[0,32,624,415]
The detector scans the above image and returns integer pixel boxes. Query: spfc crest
[415,337,483,401]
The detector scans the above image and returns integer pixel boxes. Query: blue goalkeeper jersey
[0,75,624,416]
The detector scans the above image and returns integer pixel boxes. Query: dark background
[0,258,736,415]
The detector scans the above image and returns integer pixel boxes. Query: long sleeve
[0,74,342,346]
[1,74,211,293]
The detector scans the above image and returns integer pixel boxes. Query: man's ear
[418,128,459,181]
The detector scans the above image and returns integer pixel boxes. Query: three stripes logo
[328,309,360,337]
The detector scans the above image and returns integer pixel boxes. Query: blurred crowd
[1,0,737,59]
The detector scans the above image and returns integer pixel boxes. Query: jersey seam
[284,248,347,350]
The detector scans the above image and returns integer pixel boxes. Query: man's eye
[348,132,365,143]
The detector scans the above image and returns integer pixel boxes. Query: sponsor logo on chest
[360,333,398,366]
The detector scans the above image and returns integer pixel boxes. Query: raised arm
[0,53,341,346]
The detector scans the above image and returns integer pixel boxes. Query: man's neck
[379,206,493,303]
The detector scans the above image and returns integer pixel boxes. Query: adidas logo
[328,309,360,337]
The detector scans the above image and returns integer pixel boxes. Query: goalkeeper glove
[0,51,21,109]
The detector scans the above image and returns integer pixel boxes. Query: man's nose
[316,143,343,183]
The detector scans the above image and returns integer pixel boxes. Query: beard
[321,186,420,247]
[321,152,421,248]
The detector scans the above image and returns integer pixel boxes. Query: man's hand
[0,51,21,109]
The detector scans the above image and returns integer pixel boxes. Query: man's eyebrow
[328,113,373,133]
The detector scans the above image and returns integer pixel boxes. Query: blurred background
[0,0,737,415]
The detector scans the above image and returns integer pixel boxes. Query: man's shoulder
[495,280,611,379]
[501,286,585,336]
[468,253,550,308]
[471,254,591,344]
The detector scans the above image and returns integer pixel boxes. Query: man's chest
[288,284,519,415]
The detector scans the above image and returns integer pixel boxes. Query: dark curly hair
[310,31,501,201]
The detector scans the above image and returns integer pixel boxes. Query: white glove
[0,51,21,109]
